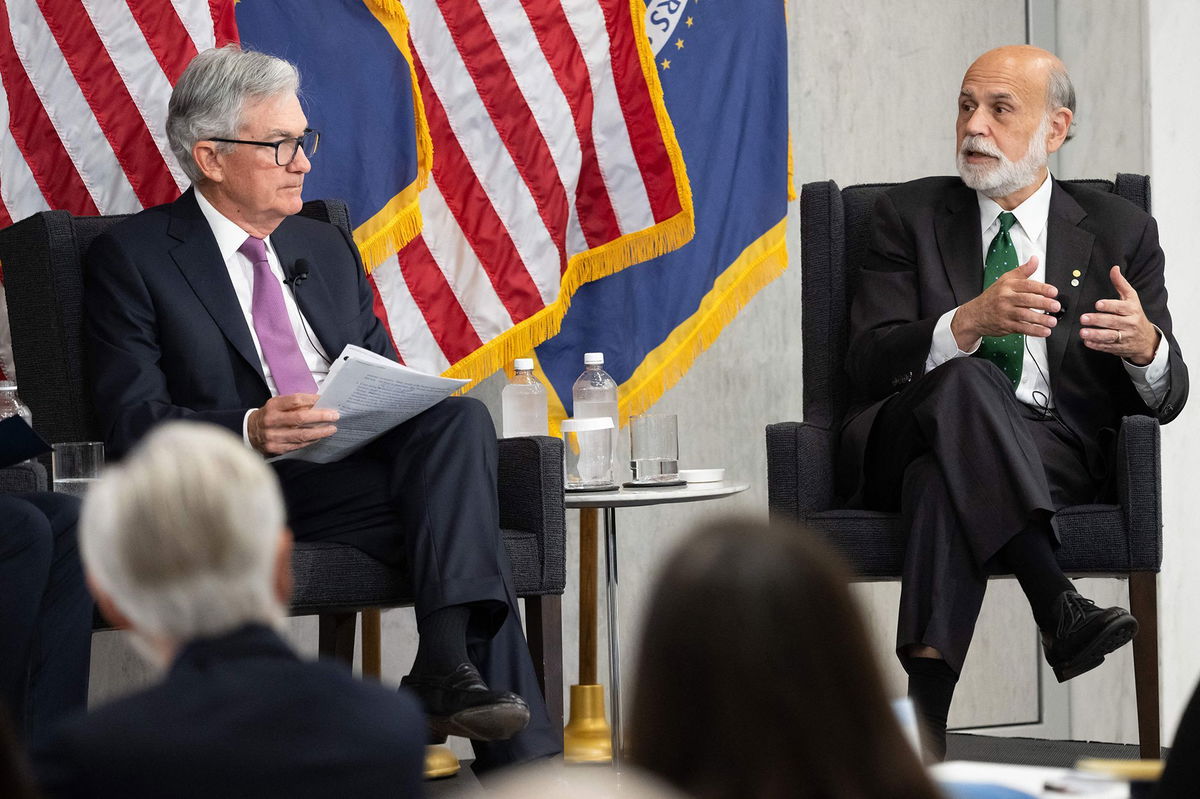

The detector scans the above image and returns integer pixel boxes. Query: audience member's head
[79,422,292,666]
[629,517,939,799]
[166,45,300,185]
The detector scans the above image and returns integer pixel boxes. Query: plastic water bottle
[0,381,32,427]
[571,352,619,476]
[501,358,548,437]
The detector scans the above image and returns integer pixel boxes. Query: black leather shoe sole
[1051,614,1138,683]
[428,699,531,741]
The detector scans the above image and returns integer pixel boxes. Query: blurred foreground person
[0,491,90,744]
[628,517,941,799]
[32,422,424,799]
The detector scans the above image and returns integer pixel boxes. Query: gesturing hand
[247,393,339,456]
[951,256,1060,350]
[1079,265,1159,366]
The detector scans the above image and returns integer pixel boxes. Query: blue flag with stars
[536,0,790,425]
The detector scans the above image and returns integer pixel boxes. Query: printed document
[274,345,467,464]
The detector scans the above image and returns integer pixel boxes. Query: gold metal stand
[423,745,461,779]
[564,508,613,763]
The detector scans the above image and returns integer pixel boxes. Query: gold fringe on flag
[442,0,696,390]
[534,217,789,431]
[355,0,433,272]
[610,217,788,427]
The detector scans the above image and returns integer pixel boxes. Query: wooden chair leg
[1130,571,1161,758]
[524,594,564,736]
[318,611,358,668]
[361,609,382,680]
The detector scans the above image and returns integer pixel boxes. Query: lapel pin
[1071,279,1080,287]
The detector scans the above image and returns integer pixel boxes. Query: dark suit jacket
[840,176,1188,498]
[31,625,424,799]
[83,189,396,459]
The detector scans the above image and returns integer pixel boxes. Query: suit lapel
[934,183,984,306]
[270,219,344,359]
[1045,181,1094,381]
[167,189,265,383]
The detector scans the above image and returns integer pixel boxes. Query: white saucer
[678,468,725,483]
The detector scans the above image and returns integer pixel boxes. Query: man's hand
[1079,265,1159,366]
[247,393,338,456]
[951,256,1060,350]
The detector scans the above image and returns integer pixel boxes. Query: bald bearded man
[839,46,1188,759]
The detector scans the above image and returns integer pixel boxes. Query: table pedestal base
[563,683,613,763]
[423,745,460,779]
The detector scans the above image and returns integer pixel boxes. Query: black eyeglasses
[208,128,320,166]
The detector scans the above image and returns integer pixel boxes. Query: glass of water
[629,414,679,484]
[52,442,104,497]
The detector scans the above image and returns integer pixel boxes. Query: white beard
[957,115,1050,198]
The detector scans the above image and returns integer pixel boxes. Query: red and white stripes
[0,0,236,224]
[374,0,686,375]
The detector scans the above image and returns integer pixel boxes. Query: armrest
[766,421,836,521]
[0,461,48,494]
[497,435,565,593]
[1115,415,1162,570]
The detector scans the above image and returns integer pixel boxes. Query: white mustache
[959,135,1005,159]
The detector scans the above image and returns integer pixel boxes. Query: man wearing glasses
[82,46,559,772]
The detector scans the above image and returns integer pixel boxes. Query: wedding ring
[1116,330,1122,344]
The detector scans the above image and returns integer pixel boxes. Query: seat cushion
[288,528,548,615]
[804,504,1151,579]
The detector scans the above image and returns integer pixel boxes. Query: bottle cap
[514,358,534,371]
[584,352,604,365]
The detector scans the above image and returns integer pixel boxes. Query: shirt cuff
[925,307,980,374]
[1123,325,1171,407]
[242,409,255,448]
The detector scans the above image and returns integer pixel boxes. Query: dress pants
[273,396,559,769]
[861,358,1099,674]
[0,492,92,744]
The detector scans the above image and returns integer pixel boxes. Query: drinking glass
[562,417,616,490]
[52,442,104,497]
[629,414,679,484]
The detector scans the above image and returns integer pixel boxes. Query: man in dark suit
[842,45,1188,759]
[82,46,557,769]
[0,492,90,745]
[31,422,425,798]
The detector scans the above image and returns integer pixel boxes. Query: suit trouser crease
[273,397,559,767]
[862,359,1095,674]
[0,493,91,742]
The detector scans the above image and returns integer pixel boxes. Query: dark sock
[905,656,958,763]
[998,526,1073,632]
[412,605,471,676]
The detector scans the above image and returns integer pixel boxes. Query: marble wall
[90,0,1200,756]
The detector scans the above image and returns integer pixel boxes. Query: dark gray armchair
[0,201,567,731]
[767,176,1162,756]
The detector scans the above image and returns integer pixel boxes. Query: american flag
[0,0,237,222]
[0,0,690,385]
[367,0,692,377]
[0,0,237,380]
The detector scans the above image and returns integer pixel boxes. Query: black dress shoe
[401,663,530,742]
[1042,590,1138,683]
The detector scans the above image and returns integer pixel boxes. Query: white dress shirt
[194,189,331,441]
[924,173,1170,410]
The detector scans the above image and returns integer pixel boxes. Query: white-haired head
[166,45,300,184]
[80,422,290,662]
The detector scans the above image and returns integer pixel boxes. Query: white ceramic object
[679,468,724,483]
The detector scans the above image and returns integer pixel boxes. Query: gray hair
[166,45,300,184]
[1047,62,1076,141]
[80,422,287,647]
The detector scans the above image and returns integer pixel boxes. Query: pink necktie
[237,236,318,395]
